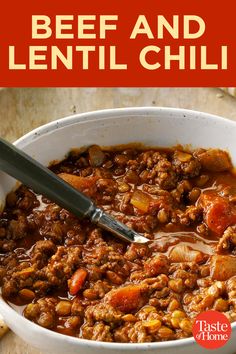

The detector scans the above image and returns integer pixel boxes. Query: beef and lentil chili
[1,145,236,343]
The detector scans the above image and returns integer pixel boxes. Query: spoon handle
[0,138,94,218]
[0,138,149,244]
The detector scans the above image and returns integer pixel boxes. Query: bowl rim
[13,106,236,149]
[1,106,236,350]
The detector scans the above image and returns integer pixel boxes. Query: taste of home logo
[192,310,232,350]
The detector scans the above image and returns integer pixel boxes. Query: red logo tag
[193,310,232,349]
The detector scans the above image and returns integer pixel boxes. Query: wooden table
[0,87,236,354]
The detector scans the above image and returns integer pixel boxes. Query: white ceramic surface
[0,107,236,354]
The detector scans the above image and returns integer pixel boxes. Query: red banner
[0,0,235,87]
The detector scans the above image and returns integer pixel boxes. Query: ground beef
[81,322,113,342]
[39,246,82,288]
[8,215,28,240]
[31,240,57,268]
[172,151,201,178]
[217,225,236,253]
[85,303,122,323]
[114,321,153,343]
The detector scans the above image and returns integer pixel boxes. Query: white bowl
[0,107,236,354]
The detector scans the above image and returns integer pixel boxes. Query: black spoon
[0,138,149,243]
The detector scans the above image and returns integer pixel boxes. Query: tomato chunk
[68,268,88,296]
[59,173,98,197]
[199,192,236,235]
[106,285,147,313]
[196,149,232,172]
